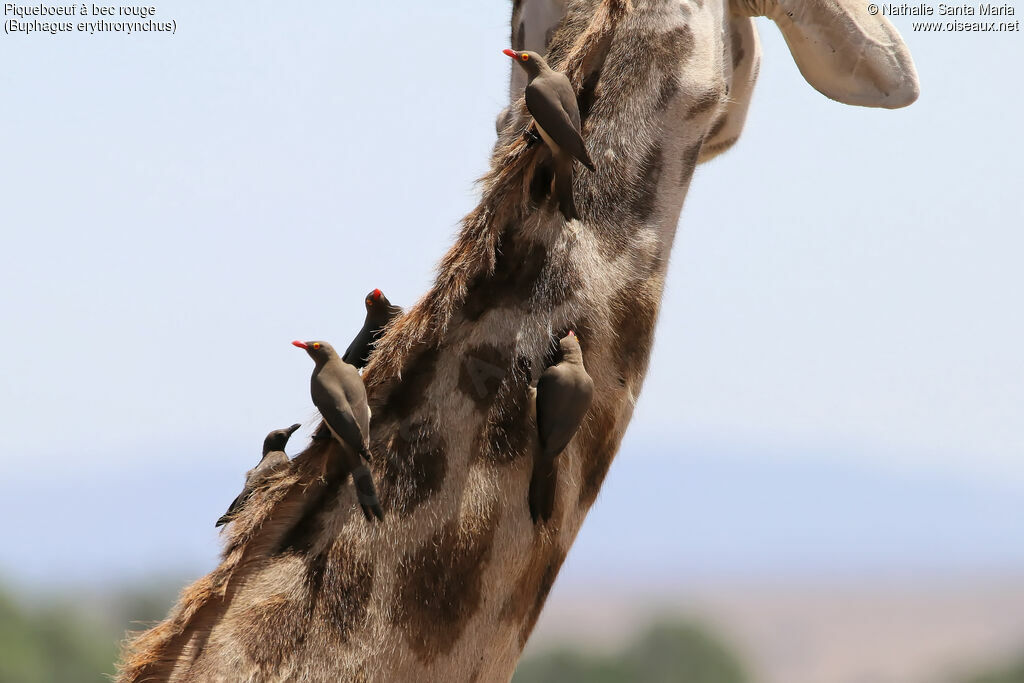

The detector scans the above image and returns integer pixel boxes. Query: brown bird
[530,331,594,523]
[505,48,595,221]
[216,423,301,528]
[293,339,384,521]
[342,288,403,369]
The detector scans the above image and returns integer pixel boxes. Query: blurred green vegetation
[962,658,1024,683]
[513,619,750,683]
[0,581,175,683]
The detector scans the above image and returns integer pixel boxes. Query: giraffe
[118,1,918,680]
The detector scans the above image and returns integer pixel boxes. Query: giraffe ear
[740,0,920,108]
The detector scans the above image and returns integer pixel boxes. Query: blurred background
[1,1,1022,681]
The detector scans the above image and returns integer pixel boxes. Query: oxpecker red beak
[292,340,308,349]
[372,288,382,300]
[503,48,518,59]
[568,330,576,337]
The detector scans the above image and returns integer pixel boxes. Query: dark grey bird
[505,48,595,221]
[342,288,403,369]
[292,339,384,521]
[530,331,594,523]
[216,423,301,528]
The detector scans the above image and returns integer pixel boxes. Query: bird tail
[529,455,559,524]
[554,156,580,221]
[352,464,385,522]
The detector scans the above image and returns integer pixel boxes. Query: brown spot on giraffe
[275,490,328,555]
[656,73,680,111]
[631,142,664,221]
[607,25,695,108]
[462,235,548,322]
[500,535,568,646]
[681,140,703,185]
[238,593,309,671]
[577,399,623,508]
[532,247,584,313]
[376,417,449,516]
[393,514,499,662]
[306,541,375,645]
[276,446,351,554]
[652,25,695,75]
[706,114,729,142]
[475,355,534,464]
[609,277,662,381]
[686,89,723,119]
[458,344,512,409]
[731,23,746,67]
[577,30,615,124]
[379,345,441,422]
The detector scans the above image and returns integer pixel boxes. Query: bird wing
[251,451,289,477]
[342,327,373,368]
[554,78,582,131]
[525,81,593,168]
[536,366,593,458]
[313,377,369,460]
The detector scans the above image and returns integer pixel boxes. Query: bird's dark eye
[521,54,529,62]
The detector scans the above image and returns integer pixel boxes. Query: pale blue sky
[1,2,1021,584]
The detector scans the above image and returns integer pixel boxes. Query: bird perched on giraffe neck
[505,48,595,221]
[530,330,594,523]
[216,423,301,528]
[292,339,384,521]
[343,288,403,369]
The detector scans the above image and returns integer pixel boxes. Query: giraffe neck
[118,2,734,681]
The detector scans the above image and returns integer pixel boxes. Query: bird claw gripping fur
[522,127,543,146]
